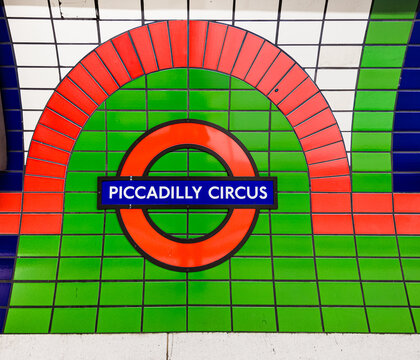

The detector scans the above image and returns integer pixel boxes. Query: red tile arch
[3,20,360,235]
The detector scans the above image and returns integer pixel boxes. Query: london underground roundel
[98,120,277,271]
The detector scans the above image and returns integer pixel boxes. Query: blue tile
[409,22,420,44]
[0,172,23,191]
[404,46,420,67]
[0,236,18,256]
[0,283,11,306]
[0,67,17,88]
[0,19,9,42]
[0,308,6,334]
[393,153,420,171]
[5,152,24,171]
[5,131,23,151]
[394,173,420,192]
[3,111,23,131]
[396,92,420,111]
[0,44,13,66]
[394,112,420,131]
[399,69,420,89]
[0,259,14,280]
[1,89,20,109]
[393,133,420,151]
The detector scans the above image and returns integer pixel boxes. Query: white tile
[24,152,28,163]
[342,131,351,151]
[144,0,187,20]
[278,21,322,44]
[57,44,97,66]
[98,0,142,19]
[18,68,60,89]
[321,21,368,44]
[326,0,372,19]
[333,111,353,132]
[23,111,42,131]
[305,68,316,80]
[21,89,53,110]
[14,44,58,66]
[318,46,362,67]
[235,0,279,20]
[190,0,233,19]
[280,45,318,67]
[99,20,142,42]
[4,0,50,18]
[8,19,54,43]
[322,91,355,111]
[347,151,351,165]
[53,20,98,43]
[24,131,34,151]
[60,67,72,78]
[280,0,325,20]
[218,21,233,25]
[235,21,277,42]
[316,69,358,90]
[50,0,96,18]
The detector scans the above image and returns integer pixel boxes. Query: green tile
[148,90,187,110]
[356,236,398,256]
[189,111,228,128]
[4,308,51,334]
[145,260,186,280]
[144,281,186,305]
[273,258,316,280]
[102,257,144,280]
[277,307,322,332]
[108,132,142,151]
[351,133,392,151]
[235,235,271,256]
[148,111,187,127]
[60,235,102,256]
[107,90,146,110]
[367,307,414,333]
[352,173,392,192]
[270,152,307,171]
[352,153,391,172]
[354,91,397,111]
[274,172,309,191]
[188,281,230,305]
[365,21,412,44]
[253,213,270,233]
[230,111,269,130]
[231,258,273,280]
[10,283,55,306]
[357,69,401,89]
[188,307,231,331]
[410,308,420,332]
[73,131,106,151]
[190,90,229,110]
[105,212,123,234]
[363,282,408,306]
[122,76,145,89]
[188,212,226,235]
[270,132,302,151]
[17,235,60,257]
[276,282,319,305]
[322,307,368,333]
[271,214,312,234]
[84,111,105,130]
[107,152,124,172]
[97,307,141,333]
[232,281,274,305]
[371,0,418,19]
[143,307,186,332]
[55,282,99,306]
[58,258,101,280]
[148,68,187,89]
[63,214,104,234]
[319,282,364,306]
[406,283,420,306]
[188,262,229,280]
[64,193,100,213]
[352,112,394,131]
[233,307,277,332]
[68,152,106,171]
[107,111,146,131]
[231,91,270,110]
[251,152,268,171]
[272,235,313,256]
[399,236,420,257]
[100,282,143,305]
[189,150,226,172]
[148,212,187,234]
[149,151,187,172]
[103,235,139,256]
[271,111,293,130]
[14,258,57,280]
[231,76,254,89]
[314,235,356,256]
[189,69,229,89]
[65,172,105,192]
[317,258,359,280]
[233,132,269,151]
[402,259,420,280]
[51,308,97,333]
[360,258,403,280]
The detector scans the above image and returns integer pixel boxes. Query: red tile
[96,41,131,86]
[309,158,349,178]
[23,193,64,212]
[394,193,420,213]
[311,176,352,193]
[267,65,307,105]
[294,109,336,139]
[354,214,395,235]
[56,78,97,115]
[395,214,420,235]
[39,108,81,139]
[0,214,20,234]
[68,64,108,105]
[203,22,227,70]
[28,141,70,165]
[130,26,158,73]
[189,21,208,68]
[0,193,22,212]
[25,158,66,178]
[306,142,346,165]
[47,93,88,127]
[278,78,318,115]
[32,125,75,152]
[21,214,62,234]
[169,20,187,67]
[149,22,173,70]
[24,176,65,192]
[245,42,279,87]
[287,93,329,127]
[300,125,342,151]
[257,52,294,95]
[82,52,119,95]
[311,193,351,213]
[353,193,393,213]
[113,32,144,79]
[231,33,264,79]
[218,26,246,74]
[312,214,353,234]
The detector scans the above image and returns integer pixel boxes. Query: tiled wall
[1,0,420,334]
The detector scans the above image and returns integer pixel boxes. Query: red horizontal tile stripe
[21,214,62,234]
[0,193,22,212]
[354,214,395,235]
[353,193,393,213]
[24,176,65,192]
[311,193,351,213]
[0,214,20,234]
[23,193,64,213]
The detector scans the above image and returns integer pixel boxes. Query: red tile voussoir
[130,26,158,74]
[189,21,208,68]
[204,22,228,70]
[245,42,279,87]
[231,33,264,79]
[257,52,294,95]
[149,22,173,70]
[96,41,131,86]
[218,26,246,74]
[113,32,144,79]
[169,21,187,67]
[82,52,119,94]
